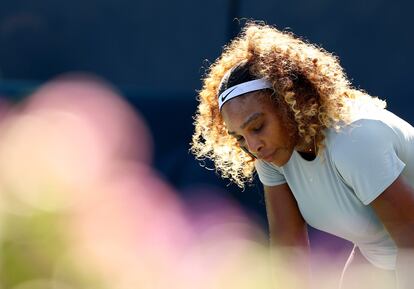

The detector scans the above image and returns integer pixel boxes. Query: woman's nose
[246,137,263,155]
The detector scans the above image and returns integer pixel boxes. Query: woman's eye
[252,124,263,132]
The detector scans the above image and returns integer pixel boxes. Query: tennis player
[191,21,414,289]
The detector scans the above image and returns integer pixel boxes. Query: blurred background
[0,0,413,288]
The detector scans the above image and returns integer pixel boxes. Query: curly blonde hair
[191,21,386,188]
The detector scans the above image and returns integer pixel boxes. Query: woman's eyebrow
[227,112,264,135]
[240,113,264,129]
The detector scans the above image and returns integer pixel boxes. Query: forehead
[221,92,273,127]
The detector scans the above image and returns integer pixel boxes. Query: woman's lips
[260,150,276,162]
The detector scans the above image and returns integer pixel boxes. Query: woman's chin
[269,149,293,166]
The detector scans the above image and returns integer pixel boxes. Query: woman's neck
[295,138,317,155]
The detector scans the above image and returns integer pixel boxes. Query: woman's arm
[371,175,414,289]
[264,183,310,289]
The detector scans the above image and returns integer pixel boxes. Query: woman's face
[221,92,296,166]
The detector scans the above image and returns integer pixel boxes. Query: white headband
[218,78,272,110]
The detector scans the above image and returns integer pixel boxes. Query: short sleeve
[331,120,405,205]
[254,159,286,186]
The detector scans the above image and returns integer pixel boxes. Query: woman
[191,22,414,289]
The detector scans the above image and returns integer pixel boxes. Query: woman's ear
[241,146,257,159]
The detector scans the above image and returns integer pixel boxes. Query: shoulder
[328,118,396,159]
[328,106,414,150]
[327,118,406,204]
[254,159,286,186]
[327,118,401,182]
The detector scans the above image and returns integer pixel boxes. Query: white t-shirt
[255,106,414,270]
